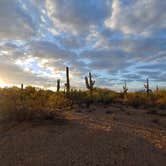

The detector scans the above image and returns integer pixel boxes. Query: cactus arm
[85,76,90,89]
[85,72,95,97]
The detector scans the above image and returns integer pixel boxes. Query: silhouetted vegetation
[0,86,71,122]
[0,67,165,121]
[0,85,165,122]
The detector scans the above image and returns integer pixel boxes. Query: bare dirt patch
[0,105,166,166]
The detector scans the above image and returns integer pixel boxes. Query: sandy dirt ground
[0,105,166,166]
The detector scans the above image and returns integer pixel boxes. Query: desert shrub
[153,90,166,109]
[125,92,154,108]
[123,90,166,109]
[0,86,165,121]
[92,88,119,104]
[48,92,72,109]
[68,88,119,105]
[0,87,69,121]
[69,89,88,103]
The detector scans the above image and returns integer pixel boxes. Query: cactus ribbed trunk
[89,72,93,97]
[144,78,150,95]
[147,79,149,93]
[156,85,159,92]
[65,67,70,97]
[85,72,95,99]
[21,83,24,91]
[57,79,60,92]
[20,84,24,110]
[123,81,128,96]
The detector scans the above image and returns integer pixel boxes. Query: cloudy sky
[0,0,165,91]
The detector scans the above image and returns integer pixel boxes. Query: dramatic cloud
[105,0,166,36]
[0,0,35,40]
[46,0,111,34]
[0,0,165,90]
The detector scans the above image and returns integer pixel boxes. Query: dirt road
[0,106,166,166]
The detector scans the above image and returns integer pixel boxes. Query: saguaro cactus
[21,83,24,91]
[123,81,128,96]
[65,67,70,96]
[144,78,151,95]
[85,72,95,97]
[20,84,24,108]
[156,85,159,92]
[57,79,60,92]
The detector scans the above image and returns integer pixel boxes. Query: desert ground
[0,104,166,166]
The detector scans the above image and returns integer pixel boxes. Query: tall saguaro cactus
[21,83,24,91]
[20,84,24,109]
[144,78,151,95]
[57,79,60,92]
[123,81,128,96]
[156,85,159,92]
[65,67,70,96]
[85,72,95,97]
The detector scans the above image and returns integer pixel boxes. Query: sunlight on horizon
[0,78,7,87]
[0,0,165,90]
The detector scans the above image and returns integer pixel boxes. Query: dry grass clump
[124,92,153,108]
[153,90,166,109]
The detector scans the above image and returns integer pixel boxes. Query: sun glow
[0,78,6,87]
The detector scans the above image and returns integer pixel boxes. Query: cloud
[0,0,35,40]
[105,0,166,36]
[81,49,131,73]
[46,0,111,34]
[0,55,48,85]
[0,0,165,90]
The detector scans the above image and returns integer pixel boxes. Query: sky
[0,0,166,91]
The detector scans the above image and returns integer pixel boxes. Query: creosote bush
[92,88,119,104]
[0,86,71,121]
[153,90,166,109]
[124,92,153,108]
[69,88,119,105]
